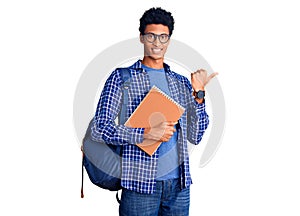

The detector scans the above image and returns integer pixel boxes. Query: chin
[147,53,164,60]
[152,56,163,60]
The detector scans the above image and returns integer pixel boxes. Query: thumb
[207,72,219,82]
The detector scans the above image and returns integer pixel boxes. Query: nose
[153,37,161,46]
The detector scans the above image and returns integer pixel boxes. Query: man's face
[140,24,170,60]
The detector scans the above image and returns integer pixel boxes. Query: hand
[144,121,177,142]
[191,69,218,91]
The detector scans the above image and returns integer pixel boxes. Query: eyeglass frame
[142,33,170,44]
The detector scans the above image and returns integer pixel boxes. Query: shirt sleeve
[184,79,210,144]
[91,69,144,145]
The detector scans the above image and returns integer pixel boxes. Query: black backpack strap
[81,150,84,198]
[119,67,131,85]
[118,68,131,125]
[116,191,121,204]
[115,68,131,203]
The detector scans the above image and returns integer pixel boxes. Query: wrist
[193,90,205,98]
[193,86,204,92]
[193,89,205,104]
[195,98,204,104]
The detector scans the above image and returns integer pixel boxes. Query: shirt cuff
[126,127,145,144]
[193,99,206,115]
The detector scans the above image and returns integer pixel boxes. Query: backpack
[81,68,131,200]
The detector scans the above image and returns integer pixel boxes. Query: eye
[146,33,155,40]
[160,35,167,40]
[160,34,169,42]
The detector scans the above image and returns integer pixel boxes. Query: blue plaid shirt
[91,60,209,194]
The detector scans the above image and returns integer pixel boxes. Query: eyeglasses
[143,33,170,44]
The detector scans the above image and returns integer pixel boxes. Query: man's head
[139,8,175,62]
[139,7,175,36]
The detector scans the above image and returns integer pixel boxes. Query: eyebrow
[144,32,169,35]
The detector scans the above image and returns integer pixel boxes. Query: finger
[166,124,176,130]
[191,70,201,76]
[161,135,171,142]
[197,69,208,80]
[164,128,174,136]
[211,72,219,77]
[163,129,173,136]
[164,134,172,140]
[207,72,219,82]
[191,73,196,80]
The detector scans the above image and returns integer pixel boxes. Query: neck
[141,57,164,69]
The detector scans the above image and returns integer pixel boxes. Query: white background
[1,0,299,215]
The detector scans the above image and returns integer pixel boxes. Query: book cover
[124,85,185,156]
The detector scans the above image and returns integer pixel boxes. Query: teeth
[152,48,162,53]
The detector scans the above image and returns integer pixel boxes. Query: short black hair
[139,7,175,36]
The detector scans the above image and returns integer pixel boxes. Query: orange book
[125,86,185,156]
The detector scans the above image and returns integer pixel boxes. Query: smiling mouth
[152,48,163,54]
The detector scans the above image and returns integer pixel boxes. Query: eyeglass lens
[144,33,169,43]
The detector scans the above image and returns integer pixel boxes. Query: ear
[139,34,145,44]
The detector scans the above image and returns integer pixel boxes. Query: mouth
[151,48,163,54]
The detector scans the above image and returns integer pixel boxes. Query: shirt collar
[130,60,172,75]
